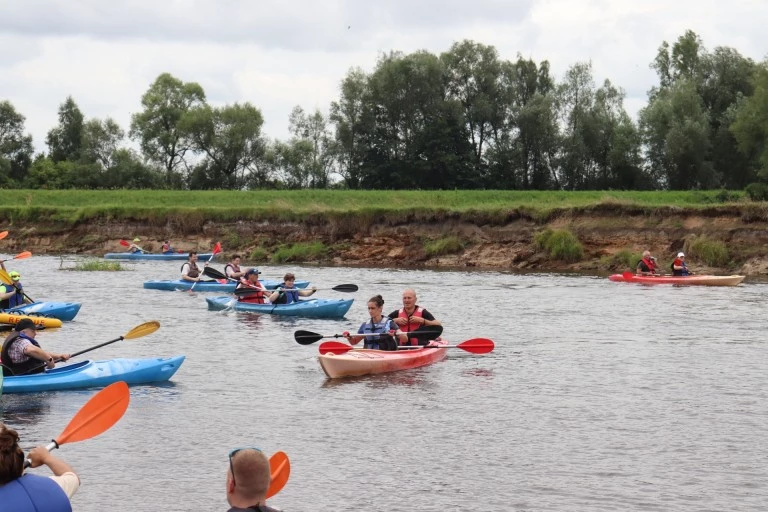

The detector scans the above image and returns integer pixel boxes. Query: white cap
[677,252,685,257]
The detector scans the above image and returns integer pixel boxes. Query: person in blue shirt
[267,273,316,304]
[344,295,405,351]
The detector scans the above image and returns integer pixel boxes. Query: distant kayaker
[344,294,404,350]
[237,269,268,304]
[0,270,30,309]
[225,448,280,512]
[0,423,80,510]
[181,252,203,282]
[671,252,692,276]
[127,237,144,254]
[387,288,443,346]
[161,240,175,254]
[267,273,317,304]
[225,255,247,281]
[635,250,658,276]
[1,319,70,376]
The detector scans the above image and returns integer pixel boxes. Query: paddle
[203,266,236,282]
[0,230,8,241]
[0,267,35,303]
[190,242,222,292]
[266,451,290,499]
[318,338,495,355]
[294,328,442,346]
[17,321,161,375]
[237,284,356,297]
[24,381,130,468]
[0,251,32,263]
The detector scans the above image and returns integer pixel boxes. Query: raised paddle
[190,242,222,293]
[237,284,357,297]
[294,328,442,346]
[267,451,290,499]
[318,338,495,355]
[17,321,161,375]
[24,381,130,468]
[0,267,36,303]
[0,251,32,263]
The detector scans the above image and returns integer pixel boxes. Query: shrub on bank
[745,182,768,201]
[534,228,584,262]
[271,242,328,263]
[684,236,729,267]
[424,236,464,257]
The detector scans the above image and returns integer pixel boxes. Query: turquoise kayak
[104,252,214,261]
[206,296,353,318]
[144,279,309,292]
[6,301,82,321]
[1,356,185,393]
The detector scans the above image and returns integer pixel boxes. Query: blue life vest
[0,283,24,309]
[274,283,299,304]
[0,473,72,512]
[358,317,396,350]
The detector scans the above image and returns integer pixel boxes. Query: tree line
[1,30,768,191]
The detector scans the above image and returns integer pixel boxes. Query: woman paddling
[344,295,404,351]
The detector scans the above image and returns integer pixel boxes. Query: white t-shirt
[51,472,80,498]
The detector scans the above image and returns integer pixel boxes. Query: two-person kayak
[318,340,448,378]
[5,301,82,321]
[144,279,310,292]
[104,252,214,261]
[1,356,185,393]
[206,296,353,319]
[609,273,745,286]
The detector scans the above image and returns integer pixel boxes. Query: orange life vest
[398,306,424,346]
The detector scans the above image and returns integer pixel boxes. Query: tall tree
[731,64,768,181]
[330,68,371,189]
[287,106,337,188]
[46,96,84,163]
[0,100,34,184]
[81,118,125,169]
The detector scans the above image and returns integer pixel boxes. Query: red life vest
[238,279,265,304]
[398,306,424,346]
[640,257,656,273]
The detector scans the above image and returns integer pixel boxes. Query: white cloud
[0,0,765,153]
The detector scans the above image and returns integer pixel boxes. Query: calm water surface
[1,257,766,511]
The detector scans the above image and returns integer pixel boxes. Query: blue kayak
[1,356,185,393]
[104,252,214,261]
[6,301,82,321]
[143,279,310,292]
[206,296,353,318]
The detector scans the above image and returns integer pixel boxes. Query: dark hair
[368,295,384,308]
[14,318,36,332]
[188,251,197,258]
[232,254,240,260]
[0,423,24,484]
[283,273,296,281]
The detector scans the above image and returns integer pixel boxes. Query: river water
[1,257,766,511]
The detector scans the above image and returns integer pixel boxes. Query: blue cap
[245,268,261,276]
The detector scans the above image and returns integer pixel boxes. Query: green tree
[0,100,34,184]
[46,96,84,163]
[330,68,372,188]
[286,106,337,188]
[81,118,125,169]
[731,64,768,181]
[130,73,206,187]
[103,149,163,188]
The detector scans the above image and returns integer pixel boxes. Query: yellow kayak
[0,312,63,329]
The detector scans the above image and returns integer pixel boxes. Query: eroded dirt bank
[5,210,768,276]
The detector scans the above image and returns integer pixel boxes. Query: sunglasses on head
[228,447,262,487]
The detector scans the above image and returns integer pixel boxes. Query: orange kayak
[609,274,745,286]
[318,340,448,378]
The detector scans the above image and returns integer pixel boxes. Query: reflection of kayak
[206,296,353,318]
[143,279,309,292]
[2,356,185,393]
[609,274,745,286]
[318,340,448,378]
[7,301,82,321]
[0,312,63,329]
[104,252,214,260]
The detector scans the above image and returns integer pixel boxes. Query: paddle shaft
[190,247,220,292]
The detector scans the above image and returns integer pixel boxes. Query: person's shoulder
[387,310,398,318]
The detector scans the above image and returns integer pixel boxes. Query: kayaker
[267,273,317,304]
[387,288,443,346]
[127,237,144,254]
[635,250,658,276]
[0,423,80,511]
[344,294,404,350]
[181,252,203,282]
[237,269,268,304]
[225,255,247,281]
[0,271,30,309]
[1,319,70,376]
[225,448,280,512]
[671,252,692,276]
[161,240,175,254]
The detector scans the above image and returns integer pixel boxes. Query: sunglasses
[228,447,262,487]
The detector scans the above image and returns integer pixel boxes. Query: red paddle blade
[212,242,222,255]
[119,239,130,247]
[55,381,130,446]
[458,338,495,354]
[13,251,32,260]
[622,271,634,280]
[319,341,353,355]
[0,230,8,241]
[266,451,290,498]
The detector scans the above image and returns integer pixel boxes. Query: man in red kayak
[635,250,658,276]
[1,318,70,376]
[236,269,268,304]
[387,288,443,346]
[225,448,280,512]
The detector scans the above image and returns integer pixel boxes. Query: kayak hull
[609,274,745,286]
[206,296,353,319]
[104,252,214,261]
[0,312,63,329]
[318,340,448,378]
[2,356,185,393]
[7,301,82,321]
[144,279,309,292]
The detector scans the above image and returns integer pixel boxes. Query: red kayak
[609,273,745,286]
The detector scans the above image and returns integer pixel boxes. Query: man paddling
[0,423,80,510]
[387,288,443,346]
[636,250,658,276]
[225,254,247,281]
[127,237,144,254]
[226,448,280,512]
[267,273,317,304]
[0,270,30,309]
[236,269,268,304]
[181,252,203,282]
[1,318,70,376]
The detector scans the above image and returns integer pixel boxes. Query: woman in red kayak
[636,250,658,276]
[344,295,404,351]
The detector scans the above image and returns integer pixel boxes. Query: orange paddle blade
[0,230,8,241]
[12,251,32,260]
[123,320,161,340]
[55,381,130,445]
[266,451,290,498]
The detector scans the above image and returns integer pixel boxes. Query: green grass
[271,242,329,263]
[424,236,464,257]
[684,235,730,267]
[71,260,125,271]
[602,249,641,269]
[247,247,268,262]
[534,228,584,262]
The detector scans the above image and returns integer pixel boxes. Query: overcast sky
[1,0,766,153]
